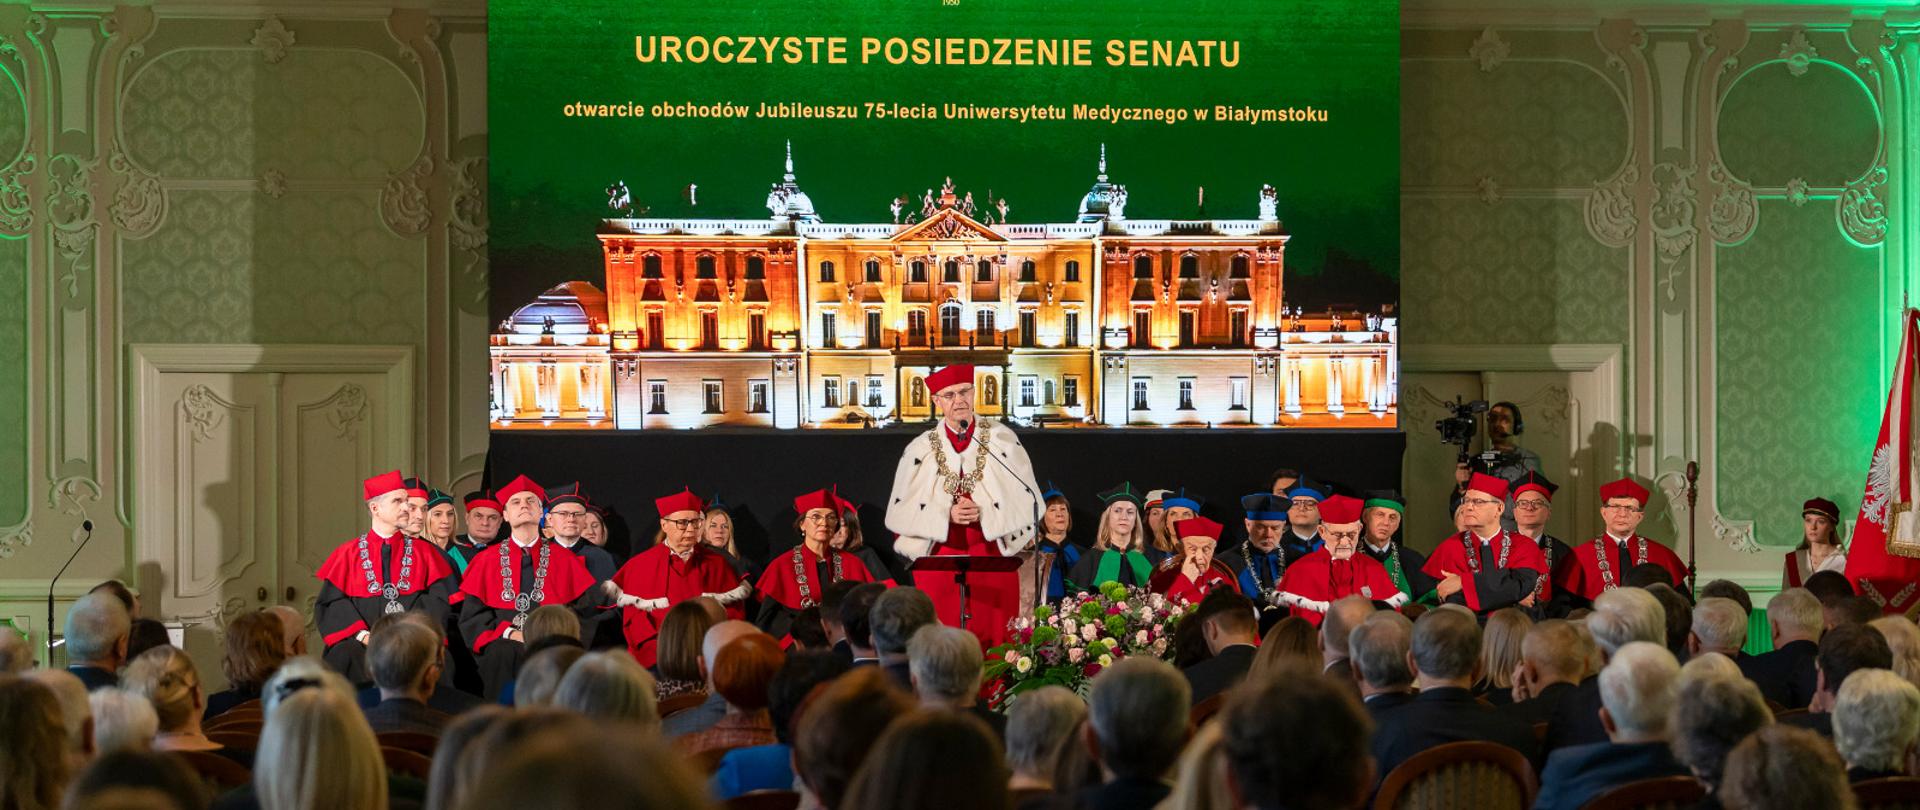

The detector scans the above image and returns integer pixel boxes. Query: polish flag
[1844,309,1920,616]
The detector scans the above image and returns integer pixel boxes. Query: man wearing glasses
[1421,473,1548,616]
[608,488,751,666]
[544,483,618,582]
[1509,472,1575,619]
[885,364,1043,646]
[1553,478,1689,611]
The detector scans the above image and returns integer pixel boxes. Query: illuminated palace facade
[490,147,1397,430]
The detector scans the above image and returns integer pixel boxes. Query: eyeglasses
[1461,497,1502,508]
[662,517,702,529]
[934,386,974,401]
[548,509,587,519]
[1289,499,1319,509]
[1513,500,1549,510]
[803,514,842,525]
[1602,504,1644,514]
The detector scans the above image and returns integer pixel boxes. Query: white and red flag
[1845,309,1920,617]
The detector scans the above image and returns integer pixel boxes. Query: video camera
[1433,397,1516,474]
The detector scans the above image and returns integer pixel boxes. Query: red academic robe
[1421,530,1548,614]
[1277,549,1403,626]
[456,540,602,653]
[1148,560,1239,606]
[754,542,877,643]
[914,422,1022,647]
[1555,535,1689,601]
[611,544,747,667]
[314,531,462,682]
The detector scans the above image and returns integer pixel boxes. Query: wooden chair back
[1577,776,1707,810]
[658,691,709,718]
[204,709,264,732]
[1189,693,1227,729]
[171,750,252,791]
[1372,741,1537,810]
[380,746,435,781]
[204,730,259,752]
[376,731,440,757]
[1854,777,1920,810]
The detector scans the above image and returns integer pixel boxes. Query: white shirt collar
[1606,532,1633,546]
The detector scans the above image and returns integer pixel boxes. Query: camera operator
[1449,401,1541,532]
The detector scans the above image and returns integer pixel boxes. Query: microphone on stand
[979,434,1046,608]
[48,519,94,661]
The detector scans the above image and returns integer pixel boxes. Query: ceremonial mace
[1684,461,1700,595]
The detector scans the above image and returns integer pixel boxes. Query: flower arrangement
[982,581,1193,711]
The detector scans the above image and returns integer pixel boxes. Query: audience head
[1817,623,1893,700]
[552,650,660,730]
[66,749,206,810]
[424,704,510,810]
[1597,641,1680,742]
[1624,563,1675,590]
[462,721,712,810]
[907,624,984,708]
[368,620,441,697]
[1644,584,1692,653]
[124,619,171,663]
[89,580,139,619]
[1680,652,1744,683]
[64,591,132,669]
[1690,597,1749,657]
[1250,616,1323,683]
[255,684,388,810]
[1321,596,1375,659]
[454,709,597,806]
[23,669,89,765]
[121,646,203,733]
[1720,725,1855,810]
[223,609,290,692]
[791,606,830,650]
[1700,579,1754,615]
[656,600,719,685]
[1833,668,1920,775]
[712,633,784,712]
[1409,607,1481,685]
[1767,588,1824,646]
[1803,570,1855,603]
[268,605,309,657]
[794,666,916,809]
[869,587,936,657]
[523,604,582,647]
[261,655,356,716]
[0,675,73,809]
[1085,657,1190,781]
[842,710,1011,810]
[1586,586,1665,657]
[87,687,158,754]
[1868,616,1920,688]
[514,644,586,708]
[1670,672,1772,789]
[1192,588,1259,655]
[820,580,860,634]
[1824,595,1881,630]
[1005,685,1087,785]
[767,650,850,745]
[840,582,887,654]
[1520,619,1588,686]
[1349,610,1415,692]
[1478,607,1532,692]
[0,626,29,674]
[700,620,758,686]
[1223,663,1374,810]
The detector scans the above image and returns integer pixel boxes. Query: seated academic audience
[1833,667,1920,782]
[363,620,452,736]
[1004,685,1087,797]
[205,609,287,720]
[512,644,585,708]
[1823,595,1881,630]
[1786,622,1894,738]
[1699,579,1754,615]
[88,687,158,754]
[65,749,208,810]
[362,611,483,717]
[1645,583,1694,660]
[907,624,1005,739]
[552,650,661,730]
[123,645,250,766]
[1,674,73,810]
[794,666,916,810]
[870,587,937,689]
[1475,607,1531,705]
[1740,588,1823,709]
[710,650,850,800]
[1505,619,1589,725]
[0,626,30,674]
[664,619,756,737]
[1547,586,1665,753]
[1246,616,1321,683]
[424,704,509,810]
[1080,657,1190,810]
[1720,725,1854,810]
[1370,608,1537,784]
[653,600,718,700]
[1689,597,1749,659]
[267,604,309,658]
[125,619,172,663]
[840,582,886,667]
[842,709,1012,810]
[1180,590,1262,708]
[248,685,391,810]
[1222,662,1374,810]
[1870,615,1920,687]
[462,722,713,810]
[1320,595,1375,689]
[1535,642,1688,810]
[65,591,132,691]
[1670,670,1771,806]
[677,632,783,755]
[1349,611,1415,721]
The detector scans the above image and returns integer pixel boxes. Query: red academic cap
[1318,494,1365,525]
[1803,498,1840,522]
[925,365,973,394]
[362,470,406,501]
[793,488,840,516]
[1467,473,1509,501]
[496,475,547,505]
[655,488,705,518]
[463,491,502,512]
[1511,471,1558,503]
[1173,516,1224,542]
[1599,478,1649,507]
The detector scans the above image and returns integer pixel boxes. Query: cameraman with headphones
[1450,401,1542,532]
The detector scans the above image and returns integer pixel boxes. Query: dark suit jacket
[1781,710,1833,738]
[1369,686,1538,786]
[1183,644,1257,708]
[1363,691,1415,724]
[1075,776,1171,810]
[1501,680,1577,727]
[1534,740,1691,810]
[1542,677,1606,756]
[882,660,913,691]
[1738,640,1819,709]
[363,697,452,737]
[68,665,117,692]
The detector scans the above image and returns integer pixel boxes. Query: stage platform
[486,427,1406,577]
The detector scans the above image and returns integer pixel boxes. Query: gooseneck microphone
[48,519,94,661]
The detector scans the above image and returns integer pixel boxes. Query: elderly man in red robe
[1275,494,1405,626]
[609,488,750,666]
[315,470,462,684]
[885,364,1042,646]
[1553,478,1690,610]
[1149,517,1239,605]
[1422,473,1548,617]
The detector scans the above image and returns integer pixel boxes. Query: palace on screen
[490,145,1397,430]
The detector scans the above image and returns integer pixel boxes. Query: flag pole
[1684,460,1699,594]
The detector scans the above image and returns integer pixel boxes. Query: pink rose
[1068,647,1086,663]
[1004,650,1020,664]
[1134,630,1149,646]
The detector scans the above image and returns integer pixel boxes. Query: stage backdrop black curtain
[486,427,1405,580]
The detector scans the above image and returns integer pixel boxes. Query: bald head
[701,620,758,688]
[268,605,308,657]
[1321,597,1375,659]
[1523,620,1588,683]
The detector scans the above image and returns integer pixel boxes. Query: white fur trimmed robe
[884,419,1042,562]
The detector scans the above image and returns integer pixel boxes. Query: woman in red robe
[1149,517,1239,605]
[609,488,751,666]
[754,487,879,642]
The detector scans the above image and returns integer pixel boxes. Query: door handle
[285,586,296,603]
[256,586,268,602]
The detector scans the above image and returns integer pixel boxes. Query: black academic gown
[456,539,610,700]
[1067,547,1153,593]
[314,532,460,686]
[1535,534,1577,619]
[1360,540,1437,605]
